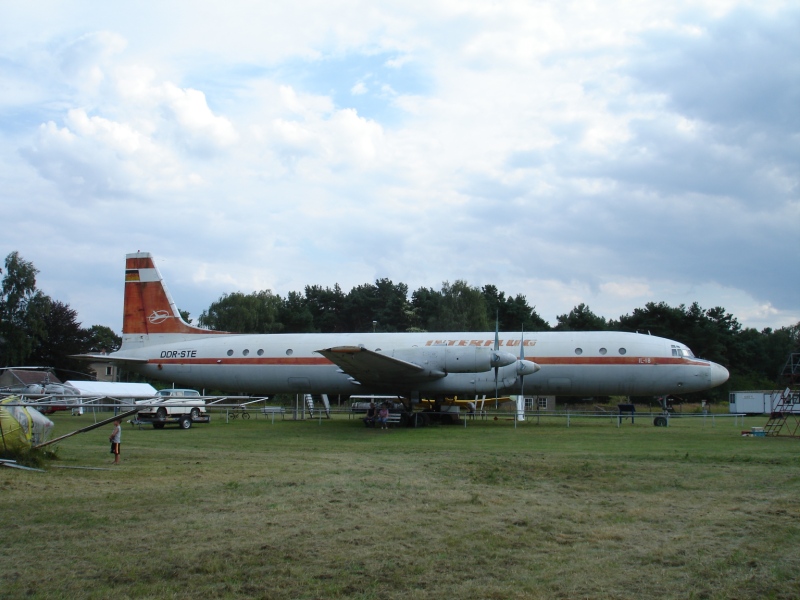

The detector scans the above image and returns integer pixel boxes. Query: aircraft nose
[710,362,729,388]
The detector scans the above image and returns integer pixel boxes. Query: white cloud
[162,83,239,150]
[351,81,368,95]
[0,0,797,335]
[57,31,127,90]
[22,109,193,198]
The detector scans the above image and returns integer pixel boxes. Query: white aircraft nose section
[710,363,729,388]
[517,360,540,377]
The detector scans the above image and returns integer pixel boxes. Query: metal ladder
[304,394,331,418]
[764,389,800,437]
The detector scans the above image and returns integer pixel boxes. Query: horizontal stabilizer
[71,353,149,365]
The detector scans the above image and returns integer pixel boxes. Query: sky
[1,0,798,336]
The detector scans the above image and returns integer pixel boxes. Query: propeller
[520,327,525,398]
[518,328,526,421]
[515,327,540,419]
[494,314,500,409]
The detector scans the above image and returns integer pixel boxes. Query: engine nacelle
[391,345,516,374]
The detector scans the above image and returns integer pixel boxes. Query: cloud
[21,109,193,199]
[351,81,368,95]
[57,31,127,90]
[1,1,798,334]
[270,86,384,169]
[626,7,800,133]
[161,83,239,152]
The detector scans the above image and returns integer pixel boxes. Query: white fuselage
[116,330,729,398]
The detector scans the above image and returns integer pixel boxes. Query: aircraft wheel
[153,422,165,429]
[180,416,192,429]
[156,407,167,421]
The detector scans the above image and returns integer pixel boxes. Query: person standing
[109,419,121,464]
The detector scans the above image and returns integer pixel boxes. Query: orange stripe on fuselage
[147,356,707,368]
[532,357,708,366]
[150,357,334,366]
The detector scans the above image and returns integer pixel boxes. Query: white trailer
[728,390,779,415]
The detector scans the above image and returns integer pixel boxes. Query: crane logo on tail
[148,310,172,325]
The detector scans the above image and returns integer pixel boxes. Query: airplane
[77,252,729,412]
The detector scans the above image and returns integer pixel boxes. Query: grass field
[2,411,799,599]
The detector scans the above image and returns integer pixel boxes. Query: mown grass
[1,412,799,599]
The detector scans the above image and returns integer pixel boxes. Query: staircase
[303,394,331,418]
[764,388,800,438]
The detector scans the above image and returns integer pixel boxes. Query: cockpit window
[671,344,695,358]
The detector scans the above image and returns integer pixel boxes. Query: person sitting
[377,403,390,429]
[363,402,377,427]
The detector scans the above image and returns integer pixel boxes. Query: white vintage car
[136,389,208,429]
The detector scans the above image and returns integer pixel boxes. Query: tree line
[2,251,798,399]
[0,252,120,380]
[197,277,799,399]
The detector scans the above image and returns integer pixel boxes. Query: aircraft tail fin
[123,252,219,336]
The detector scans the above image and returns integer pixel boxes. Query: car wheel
[156,407,167,421]
[180,416,192,429]
[190,408,200,419]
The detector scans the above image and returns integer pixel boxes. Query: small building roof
[64,381,158,398]
[0,369,62,388]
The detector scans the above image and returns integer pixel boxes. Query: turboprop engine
[391,345,517,374]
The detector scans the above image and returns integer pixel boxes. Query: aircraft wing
[317,346,445,386]
[71,353,149,365]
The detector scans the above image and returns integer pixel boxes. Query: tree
[342,279,411,332]
[482,285,550,331]
[85,325,122,353]
[198,290,282,333]
[555,303,608,331]
[0,252,44,365]
[434,280,489,331]
[28,298,91,376]
[278,291,315,333]
[410,286,442,331]
[304,284,346,333]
